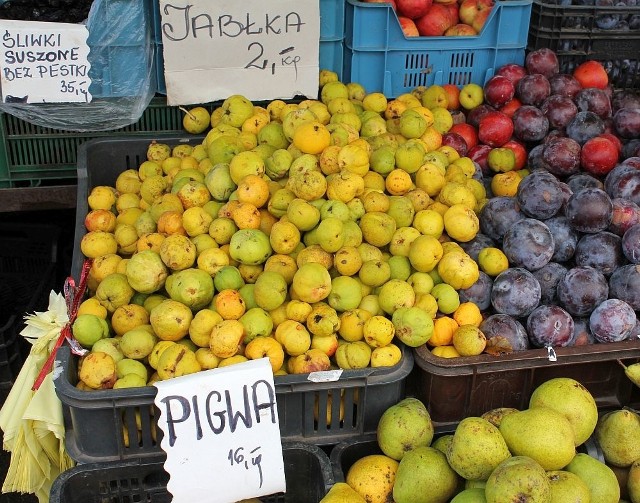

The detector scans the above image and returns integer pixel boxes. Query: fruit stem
[617,358,628,370]
[179,106,195,121]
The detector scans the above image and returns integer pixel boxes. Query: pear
[595,408,640,467]
[377,397,434,460]
[450,488,487,502]
[485,456,550,503]
[480,407,518,428]
[565,453,620,503]
[528,377,598,446]
[499,407,576,471]
[628,459,640,503]
[547,470,591,503]
[319,483,366,503]
[446,416,511,481]
[622,362,640,388]
[393,446,459,503]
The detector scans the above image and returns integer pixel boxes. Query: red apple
[478,110,514,147]
[502,139,527,170]
[365,0,398,7]
[450,122,479,150]
[499,97,522,118]
[415,4,457,36]
[398,16,420,36]
[444,23,478,35]
[458,0,494,33]
[483,75,516,109]
[580,135,619,176]
[434,0,458,4]
[496,64,528,86]
[396,0,433,19]
[525,48,559,78]
[573,60,609,90]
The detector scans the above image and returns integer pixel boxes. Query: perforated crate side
[343,0,532,95]
[50,444,333,502]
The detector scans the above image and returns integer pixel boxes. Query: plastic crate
[343,0,532,96]
[412,340,640,429]
[527,1,640,89]
[152,0,346,94]
[329,432,605,484]
[49,442,334,503]
[55,342,412,462]
[0,97,209,188]
[0,223,60,389]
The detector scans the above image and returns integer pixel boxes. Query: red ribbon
[32,258,93,391]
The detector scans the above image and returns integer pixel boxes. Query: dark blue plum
[480,314,530,352]
[491,267,541,318]
[502,218,555,271]
[544,216,580,262]
[574,231,625,275]
[589,299,637,343]
[527,304,575,348]
[557,266,609,316]
[479,197,526,243]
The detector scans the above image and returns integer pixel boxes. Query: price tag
[158,0,320,105]
[154,358,286,503]
[0,20,91,103]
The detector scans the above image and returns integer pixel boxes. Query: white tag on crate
[154,358,286,503]
[308,369,343,383]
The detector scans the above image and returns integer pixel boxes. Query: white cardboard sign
[154,357,286,503]
[158,0,320,105]
[0,20,91,103]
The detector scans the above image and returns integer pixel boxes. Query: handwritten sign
[0,20,91,103]
[154,358,286,503]
[158,0,320,105]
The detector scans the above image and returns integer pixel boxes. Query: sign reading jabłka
[158,0,320,105]
[154,357,286,503]
[0,20,91,103]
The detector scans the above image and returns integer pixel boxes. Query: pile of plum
[0,0,93,23]
[459,48,640,352]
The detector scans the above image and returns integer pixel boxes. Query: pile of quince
[74,69,498,391]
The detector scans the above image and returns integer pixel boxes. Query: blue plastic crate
[86,0,155,98]
[152,0,345,94]
[343,0,532,96]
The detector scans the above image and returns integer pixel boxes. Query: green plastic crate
[0,97,212,189]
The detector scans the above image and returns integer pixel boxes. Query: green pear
[116,358,148,381]
[528,377,598,446]
[622,361,640,388]
[72,313,110,348]
[499,408,576,471]
[565,453,620,503]
[447,416,511,481]
[485,456,550,503]
[450,488,487,503]
[377,398,434,461]
[393,446,459,503]
[547,470,591,503]
[628,459,640,503]
[595,408,640,467]
[91,337,124,363]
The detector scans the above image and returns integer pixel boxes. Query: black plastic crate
[527,0,640,89]
[50,442,334,503]
[0,223,59,388]
[412,340,640,429]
